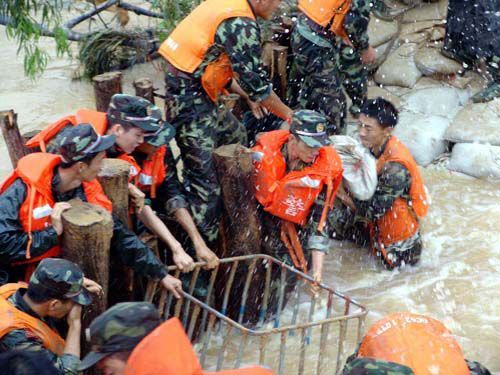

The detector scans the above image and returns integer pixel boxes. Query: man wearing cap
[0,258,102,375]
[0,124,182,298]
[159,0,295,247]
[332,98,429,269]
[79,302,273,375]
[252,110,343,286]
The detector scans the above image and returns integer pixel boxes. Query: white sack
[374,43,422,88]
[448,143,500,179]
[330,136,378,200]
[404,86,469,118]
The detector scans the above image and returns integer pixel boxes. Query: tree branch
[117,2,166,19]
[0,14,85,41]
[64,0,119,30]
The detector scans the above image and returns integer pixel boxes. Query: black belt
[302,14,337,40]
[165,61,194,81]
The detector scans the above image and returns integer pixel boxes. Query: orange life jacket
[0,153,112,280]
[137,145,167,199]
[358,312,470,375]
[124,317,273,375]
[0,283,65,356]
[371,137,429,261]
[298,0,352,39]
[158,0,256,102]
[252,130,343,228]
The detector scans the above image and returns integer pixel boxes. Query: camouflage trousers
[287,27,368,134]
[165,74,247,244]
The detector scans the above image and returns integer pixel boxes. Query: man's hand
[51,202,72,235]
[247,99,268,120]
[361,45,377,65]
[82,277,103,297]
[128,183,145,214]
[337,183,356,212]
[194,241,219,269]
[309,250,325,297]
[67,304,82,327]
[172,246,195,273]
[160,275,183,299]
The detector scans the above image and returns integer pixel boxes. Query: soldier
[252,110,343,287]
[0,258,102,375]
[159,0,294,246]
[287,0,376,134]
[0,124,182,296]
[332,98,428,269]
[79,302,273,375]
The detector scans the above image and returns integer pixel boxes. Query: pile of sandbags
[448,143,500,180]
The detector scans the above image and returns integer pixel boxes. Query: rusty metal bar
[305,295,317,345]
[317,292,334,375]
[199,266,219,340]
[200,313,216,368]
[259,334,269,365]
[290,279,302,329]
[183,267,201,327]
[274,266,287,328]
[216,324,233,370]
[357,314,366,343]
[278,331,287,375]
[165,269,181,318]
[298,327,307,375]
[144,280,157,302]
[238,258,257,324]
[187,304,202,341]
[258,262,273,326]
[221,260,240,318]
[336,320,348,374]
[234,331,249,368]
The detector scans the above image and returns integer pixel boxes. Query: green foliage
[150,0,196,42]
[0,0,70,79]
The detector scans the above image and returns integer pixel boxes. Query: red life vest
[158,0,256,102]
[298,0,352,39]
[371,137,429,264]
[124,317,273,375]
[252,130,343,228]
[0,153,112,280]
[358,312,470,375]
[136,146,167,199]
[0,283,66,356]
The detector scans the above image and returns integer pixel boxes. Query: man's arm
[0,179,59,264]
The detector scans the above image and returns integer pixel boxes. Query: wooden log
[21,130,42,154]
[213,144,264,324]
[133,78,155,103]
[92,72,122,112]
[97,158,130,227]
[0,110,30,168]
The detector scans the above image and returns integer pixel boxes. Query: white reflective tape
[33,204,53,220]
[251,151,264,162]
[139,173,153,186]
[299,176,321,188]
[130,166,139,177]
[165,37,179,51]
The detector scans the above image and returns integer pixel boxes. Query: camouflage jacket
[165,16,272,102]
[295,0,372,51]
[0,290,80,375]
[0,169,167,281]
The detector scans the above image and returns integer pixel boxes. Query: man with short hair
[0,124,182,296]
[79,302,273,375]
[333,98,429,269]
[0,258,101,375]
[160,0,294,246]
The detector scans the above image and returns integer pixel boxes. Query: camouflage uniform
[287,0,372,133]
[79,302,161,370]
[330,140,422,269]
[0,258,92,375]
[341,358,414,375]
[164,16,272,244]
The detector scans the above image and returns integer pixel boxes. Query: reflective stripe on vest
[298,0,352,39]
[252,130,343,226]
[373,136,429,248]
[0,283,65,356]
[158,0,256,102]
[358,312,469,375]
[136,146,167,199]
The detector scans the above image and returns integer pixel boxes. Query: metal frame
[145,254,367,375]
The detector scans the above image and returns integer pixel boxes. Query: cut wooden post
[0,110,30,168]
[92,71,123,112]
[97,158,130,227]
[133,78,155,103]
[213,144,264,323]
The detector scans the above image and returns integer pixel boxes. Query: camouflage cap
[56,123,115,163]
[341,358,414,375]
[290,110,331,148]
[107,94,164,132]
[144,121,176,147]
[79,302,161,370]
[28,258,92,306]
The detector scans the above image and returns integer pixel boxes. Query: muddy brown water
[1,25,499,373]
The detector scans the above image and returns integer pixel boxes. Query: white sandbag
[373,40,394,68]
[444,99,500,146]
[404,86,470,118]
[329,136,378,200]
[374,43,422,88]
[367,85,403,109]
[368,18,399,47]
[393,112,450,166]
[415,46,463,76]
[448,143,500,179]
[402,1,447,23]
